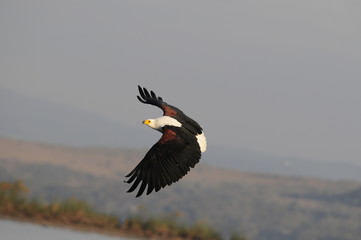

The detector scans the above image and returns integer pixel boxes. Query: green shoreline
[0,180,246,240]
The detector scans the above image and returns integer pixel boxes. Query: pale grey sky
[1,0,361,165]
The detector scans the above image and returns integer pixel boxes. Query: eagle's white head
[142,116,182,132]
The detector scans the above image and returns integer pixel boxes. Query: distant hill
[1,137,361,240]
[1,86,361,182]
[209,145,361,181]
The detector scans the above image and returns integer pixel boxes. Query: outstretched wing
[137,85,164,107]
[137,86,203,135]
[125,126,201,197]
[137,85,184,117]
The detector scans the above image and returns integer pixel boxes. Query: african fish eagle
[125,86,207,197]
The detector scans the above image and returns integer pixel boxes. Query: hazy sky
[1,1,361,165]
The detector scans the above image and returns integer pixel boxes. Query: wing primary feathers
[137,96,146,104]
[161,155,176,181]
[137,85,165,108]
[143,87,151,99]
[138,85,146,99]
[127,177,141,193]
[125,172,137,184]
[153,171,162,192]
[125,167,137,178]
[137,178,148,197]
[145,168,154,195]
[160,161,172,186]
[147,172,155,195]
[150,90,157,99]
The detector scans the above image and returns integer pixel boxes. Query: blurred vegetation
[123,215,223,240]
[0,180,118,228]
[0,180,247,240]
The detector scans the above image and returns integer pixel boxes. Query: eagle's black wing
[137,86,203,135]
[125,126,201,197]
[137,85,164,108]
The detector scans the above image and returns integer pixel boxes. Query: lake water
[0,219,132,240]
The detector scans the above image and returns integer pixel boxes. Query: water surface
[0,219,132,240]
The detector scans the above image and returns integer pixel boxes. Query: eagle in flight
[125,86,207,197]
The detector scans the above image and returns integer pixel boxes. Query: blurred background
[1,1,361,240]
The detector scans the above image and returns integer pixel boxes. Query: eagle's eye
[143,120,151,125]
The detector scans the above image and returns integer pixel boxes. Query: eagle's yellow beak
[142,119,151,125]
